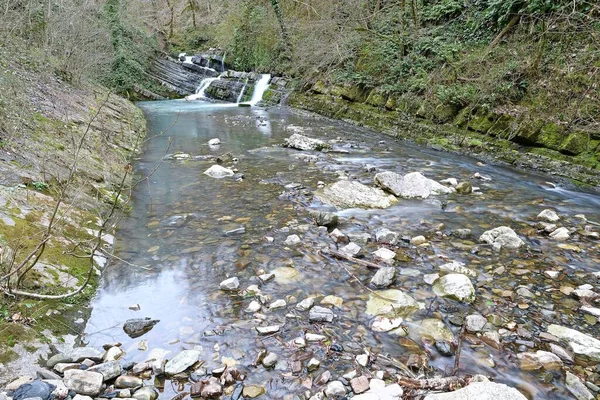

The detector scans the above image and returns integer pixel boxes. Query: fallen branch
[321,249,382,269]
[452,324,467,375]
[398,375,472,391]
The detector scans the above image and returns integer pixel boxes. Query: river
[82,99,600,399]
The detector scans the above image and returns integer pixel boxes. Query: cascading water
[241,74,271,106]
[185,77,219,101]
[236,78,248,104]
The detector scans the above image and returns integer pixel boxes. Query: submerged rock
[309,306,334,322]
[315,180,398,209]
[123,318,160,338]
[479,226,524,250]
[164,350,201,375]
[455,181,472,194]
[547,324,600,361]
[203,165,234,178]
[432,274,476,303]
[365,289,420,318]
[370,267,396,288]
[284,133,331,151]
[565,371,594,400]
[537,209,560,222]
[423,382,527,400]
[219,277,240,291]
[374,171,451,199]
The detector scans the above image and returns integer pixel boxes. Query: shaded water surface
[84,100,600,399]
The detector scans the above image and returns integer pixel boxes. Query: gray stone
[123,318,159,338]
[374,228,398,244]
[47,354,72,368]
[465,314,487,333]
[550,227,570,240]
[262,352,278,368]
[374,171,451,199]
[372,248,396,263]
[315,180,398,209]
[132,386,158,400]
[114,375,143,389]
[296,297,315,311]
[256,325,280,335]
[347,232,372,244]
[324,381,346,398]
[538,209,560,222]
[63,370,103,396]
[340,242,362,257]
[479,226,524,250]
[103,346,124,362]
[9,380,55,400]
[284,234,301,246]
[309,306,334,322]
[309,211,338,228]
[365,289,420,318]
[164,350,201,375]
[433,274,476,303]
[439,261,476,277]
[70,347,102,363]
[54,363,80,374]
[547,324,600,361]
[307,358,320,371]
[5,376,33,391]
[284,133,331,151]
[208,138,221,146]
[72,395,93,400]
[219,277,239,291]
[203,165,234,179]
[566,372,594,400]
[88,360,121,381]
[370,267,396,288]
[423,382,527,400]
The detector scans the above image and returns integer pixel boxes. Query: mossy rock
[512,118,544,145]
[329,84,367,102]
[433,104,460,123]
[560,131,590,156]
[366,89,388,107]
[468,111,495,133]
[385,96,399,110]
[537,122,566,151]
[488,113,515,138]
[311,80,330,95]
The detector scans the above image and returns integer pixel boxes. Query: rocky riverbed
[4,100,600,399]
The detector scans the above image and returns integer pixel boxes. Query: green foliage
[422,0,464,22]
[31,181,49,191]
[102,0,156,95]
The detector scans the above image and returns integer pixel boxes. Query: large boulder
[374,171,452,199]
[424,381,527,400]
[365,289,420,318]
[479,226,524,250]
[547,324,600,362]
[283,133,331,151]
[63,370,104,396]
[432,274,476,303]
[315,180,398,209]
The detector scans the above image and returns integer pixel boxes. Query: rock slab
[423,382,527,400]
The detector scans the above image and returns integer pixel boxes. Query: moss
[468,111,494,133]
[512,119,544,145]
[329,84,367,102]
[537,122,565,151]
[365,89,388,107]
[560,131,589,156]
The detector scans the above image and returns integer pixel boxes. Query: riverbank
[286,87,600,188]
[0,42,146,384]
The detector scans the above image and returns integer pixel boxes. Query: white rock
[296,297,315,311]
[245,300,262,313]
[370,267,396,288]
[203,165,234,179]
[465,314,487,333]
[255,325,280,335]
[547,324,600,361]
[269,299,287,310]
[479,226,524,250]
[315,180,398,209]
[309,306,334,322]
[373,248,396,263]
[375,228,398,244]
[219,277,239,291]
[284,234,301,246]
[374,171,452,199]
[566,371,594,400]
[63,370,104,396]
[164,350,200,375]
[305,333,327,342]
[433,274,476,303]
[439,261,476,277]
[356,354,369,367]
[537,209,560,222]
[440,178,458,187]
[284,133,330,151]
[325,381,346,398]
[371,316,403,332]
[208,138,221,146]
[424,382,527,400]
[550,227,570,240]
[410,235,427,246]
[340,242,362,257]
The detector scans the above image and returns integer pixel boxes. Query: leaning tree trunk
[269,0,293,58]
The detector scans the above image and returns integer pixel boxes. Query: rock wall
[147,56,215,95]
[288,82,600,186]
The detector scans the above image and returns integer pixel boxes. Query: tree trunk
[270,0,293,58]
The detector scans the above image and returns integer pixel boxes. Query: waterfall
[244,74,271,106]
[183,55,194,64]
[185,77,219,101]
[221,53,226,72]
[236,78,248,103]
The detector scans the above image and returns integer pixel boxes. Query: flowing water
[83,100,600,399]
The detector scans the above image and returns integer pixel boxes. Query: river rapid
[82,99,600,399]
